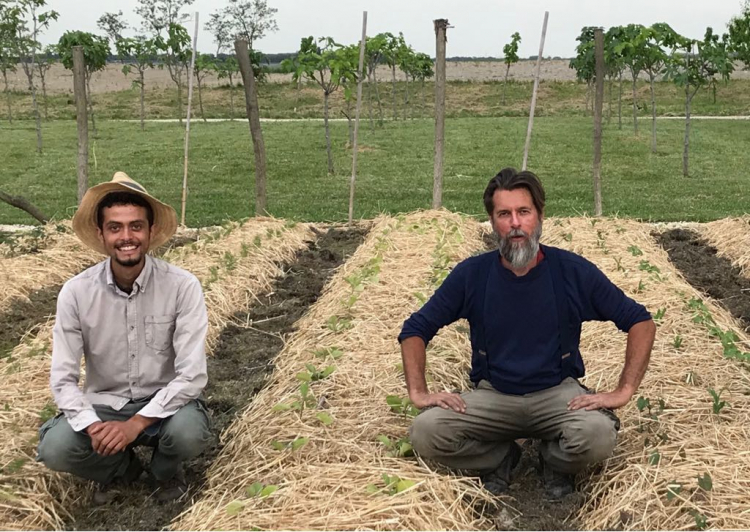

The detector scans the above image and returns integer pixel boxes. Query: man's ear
[97,227,104,242]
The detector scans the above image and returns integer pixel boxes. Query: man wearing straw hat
[37,172,211,505]
[400,168,655,500]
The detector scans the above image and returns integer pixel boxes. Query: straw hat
[72,172,177,255]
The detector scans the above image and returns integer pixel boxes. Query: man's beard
[114,255,142,267]
[498,220,543,269]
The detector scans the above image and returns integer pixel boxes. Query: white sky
[42,0,745,58]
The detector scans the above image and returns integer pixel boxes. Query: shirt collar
[104,254,154,293]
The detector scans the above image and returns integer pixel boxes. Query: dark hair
[483,167,546,217]
[96,191,154,229]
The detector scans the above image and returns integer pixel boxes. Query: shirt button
[131,382,136,387]
[131,354,136,358]
[129,325,135,331]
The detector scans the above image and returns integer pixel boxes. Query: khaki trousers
[410,377,619,475]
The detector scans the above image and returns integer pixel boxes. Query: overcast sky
[41,0,745,58]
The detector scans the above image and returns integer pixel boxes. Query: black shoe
[92,451,144,506]
[154,467,188,503]
[539,452,575,500]
[480,441,522,495]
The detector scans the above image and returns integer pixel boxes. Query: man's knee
[158,401,211,458]
[410,407,453,458]
[561,412,617,463]
[37,416,91,472]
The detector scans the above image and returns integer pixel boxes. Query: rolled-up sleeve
[51,282,101,432]
[138,275,208,419]
[398,261,470,346]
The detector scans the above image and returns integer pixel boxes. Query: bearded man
[37,172,211,504]
[398,168,655,499]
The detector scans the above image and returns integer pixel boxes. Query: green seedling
[563,233,573,242]
[39,402,57,423]
[315,412,334,426]
[648,450,661,466]
[590,219,598,227]
[224,251,236,271]
[628,245,643,256]
[697,472,713,491]
[615,226,626,234]
[296,363,335,382]
[270,436,309,452]
[673,335,684,349]
[284,220,297,229]
[413,292,427,305]
[708,388,728,415]
[614,257,624,272]
[240,243,250,258]
[665,481,682,501]
[225,483,279,516]
[653,308,666,322]
[377,435,414,458]
[688,509,708,530]
[273,382,316,412]
[313,347,343,360]
[636,280,647,293]
[2,458,27,475]
[326,316,353,332]
[366,473,417,496]
[639,260,660,274]
[253,235,262,247]
[386,395,419,418]
[637,396,665,423]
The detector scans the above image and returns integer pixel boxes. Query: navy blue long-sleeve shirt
[398,245,652,395]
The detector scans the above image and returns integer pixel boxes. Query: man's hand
[568,388,632,411]
[410,391,466,413]
[86,419,142,456]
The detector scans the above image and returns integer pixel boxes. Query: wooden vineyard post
[180,12,199,227]
[349,11,368,225]
[235,38,268,216]
[432,19,448,209]
[72,46,88,205]
[522,11,548,171]
[593,28,604,216]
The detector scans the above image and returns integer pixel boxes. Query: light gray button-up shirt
[51,254,208,432]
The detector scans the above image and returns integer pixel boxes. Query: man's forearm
[129,413,158,431]
[616,319,655,396]
[401,336,429,399]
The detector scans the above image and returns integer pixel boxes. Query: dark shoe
[92,451,144,506]
[480,441,522,495]
[155,467,188,503]
[539,453,575,500]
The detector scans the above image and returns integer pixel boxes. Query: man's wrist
[129,414,157,432]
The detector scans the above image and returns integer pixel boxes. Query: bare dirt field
[8,59,749,95]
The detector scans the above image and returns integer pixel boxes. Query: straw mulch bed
[542,217,750,530]
[0,219,313,531]
[172,211,506,531]
[697,216,750,276]
[0,222,99,314]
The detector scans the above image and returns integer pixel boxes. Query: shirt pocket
[145,315,175,352]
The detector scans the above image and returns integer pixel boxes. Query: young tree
[155,22,191,123]
[117,35,158,130]
[286,36,358,174]
[97,10,128,50]
[412,52,433,118]
[380,32,401,120]
[640,24,673,152]
[136,0,194,35]
[663,27,734,176]
[193,53,215,122]
[728,1,750,68]
[223,0,278,47]
[58,31,110,135]
[604,26,626,128]
[364,33,388,126]
[615,23,648,135]
[569,26,596,115]
[396,39,416,119]
[0,2,20,124]
[216,56,239,119]
[502,32,521,104]
[35,43,54,119]
[14,0,59,153]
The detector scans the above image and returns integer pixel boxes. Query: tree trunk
[366,70,374,130]
[0,189,49,223]
[2,71,12,124]
[683,86,696,178]
[228,72,235,120]
[618,71,623,130]
[712,83,716,104]
[502,63,510,105]
[72,46,88,205]
[584,81,591,116]
[421,78,426,118]
[403,74,409,120]
[86,74,97,136]
[373,68,383,124]
[40,70,48,120]
[139,69,145,131]
[346,98,353,147]
[391,64,397,120]
[592,29,604,216]
[197,75,206,123]
[649,72,657,153]
[176,68,184,124]
[607,77,612,125]
[25,61,43,154]
[324,90,333,174]
[631,71,638,135]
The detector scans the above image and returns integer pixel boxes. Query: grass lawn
[0,116,748,225]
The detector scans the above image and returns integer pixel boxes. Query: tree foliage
[503,32,521,68]
[97,10,128,45]
[136,0,194,36]
[208,0,278,51]
[57,31,110,75]
[727,1,750,68]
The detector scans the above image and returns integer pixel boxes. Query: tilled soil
[63,225,367,531]
[655,228,750,331]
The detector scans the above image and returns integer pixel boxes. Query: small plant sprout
[366,473,417,496]
[313,347,343,360]
[614,257,624,272]
[270,436,310,452]
[296,363,335,382]
[413,292,427,305]
[628,245,643,256]
[223,251,237,271]
[636,280,647,293]
[673,335,684,349]
[225,483,279,515]
[639,259,660,274]
[253,235,262,247]
[377,435,414,457]
[665,480,682,501]
[240,243,250,258]
[273,382,317,412]
[648,450,661,466]
[697,472,713,491]
[688,509,709,530]
[708,387,728,415]
[315,412,334,426]
[326,316,353,332]
[563,233,573,242]
[653,308,666,322]
[386,395,419,418]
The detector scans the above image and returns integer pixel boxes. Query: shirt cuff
[67,409,102,433]
[138,400,178,420]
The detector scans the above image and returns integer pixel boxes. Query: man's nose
[510,212,521,227]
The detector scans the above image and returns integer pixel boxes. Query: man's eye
[132,224,143,231]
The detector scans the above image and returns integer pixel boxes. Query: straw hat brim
[72,174,177,256]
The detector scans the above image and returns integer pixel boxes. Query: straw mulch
[172,211,506,531]
[0,221,99,314]
[0,218,313,531]
[697,216,750,276]
[541,217,750,530]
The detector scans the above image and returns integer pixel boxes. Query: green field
[1,115,748,226]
